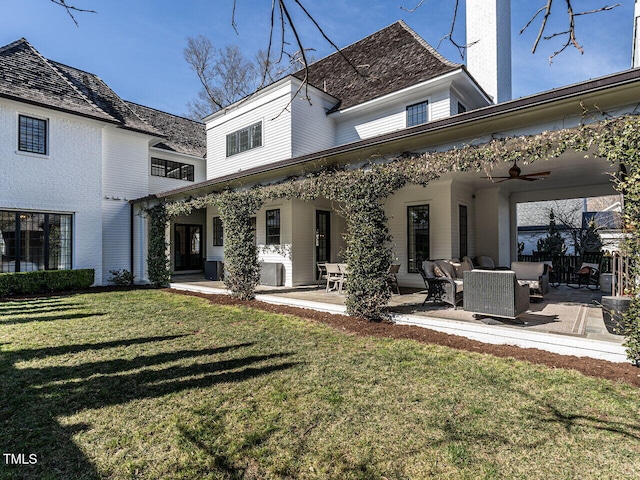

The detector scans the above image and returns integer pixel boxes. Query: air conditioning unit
[260,262,283,286]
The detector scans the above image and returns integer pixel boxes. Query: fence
[516,253,612,285]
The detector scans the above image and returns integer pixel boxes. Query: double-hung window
[19,115,47,155]
[407,205,429,273]
[406,101,428,127]
[266,209,280,245]
[226,122,262,157]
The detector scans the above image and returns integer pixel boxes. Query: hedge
[0,269,95,297]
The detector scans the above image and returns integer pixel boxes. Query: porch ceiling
[447,148,618,196]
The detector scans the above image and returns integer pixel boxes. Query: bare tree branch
[520,0,620,62]
[49,0,96,27]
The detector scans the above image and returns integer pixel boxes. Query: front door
[174,224,203,271]
[315,210,331,265]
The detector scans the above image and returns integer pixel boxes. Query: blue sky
[1,0,634,118]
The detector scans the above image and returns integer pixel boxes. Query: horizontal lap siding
[384,182,454,288]
[206,84,293,180]
[292,92,335,156]
[102,128,150,284]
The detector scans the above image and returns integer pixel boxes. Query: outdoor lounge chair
[418,261,463,308]
[463,269,530,320]
[316,262,327,288]
[510,261,550,300]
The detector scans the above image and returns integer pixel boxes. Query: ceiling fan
[484,160,550,183]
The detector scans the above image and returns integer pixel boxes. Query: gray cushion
[421,260,437,278]
[435,260,456,279]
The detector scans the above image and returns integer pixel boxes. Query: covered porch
[170,273,625,362]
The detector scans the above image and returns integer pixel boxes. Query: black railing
[517,253,611,285]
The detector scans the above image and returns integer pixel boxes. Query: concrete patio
[170,274,627,363]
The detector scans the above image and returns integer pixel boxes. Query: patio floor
[170,274,626,362]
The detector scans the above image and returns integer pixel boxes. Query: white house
[0,38,206,285]
[139,1,637,291]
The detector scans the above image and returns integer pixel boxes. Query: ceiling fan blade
[481,176,511,179]
[518,177,540,181]
[520,171,551,177]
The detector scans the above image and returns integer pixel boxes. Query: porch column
[475,187,511,266]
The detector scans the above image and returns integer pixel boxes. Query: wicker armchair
[463,270,530,320]
[418,261,463,308]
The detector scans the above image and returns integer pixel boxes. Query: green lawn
[1,290,639,479]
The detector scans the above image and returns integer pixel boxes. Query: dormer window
[406,101,428,127]
[19,115,48,155]
[226,121,262,157]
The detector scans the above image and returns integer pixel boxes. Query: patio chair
[569,252,603,290]
[337,263,350,294]
[418,261,463,309]
[463,269,530,320]
[325,263,343,292]
[388,263,401,295]
[316,262,327,288]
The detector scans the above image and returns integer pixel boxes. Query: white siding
[101,127,150,283]
[384,181,455,288]
[334,84,454,145]
[0,100,104,282]
[206,83,293,179]
[291,91,335,157]
[257,201,293,286]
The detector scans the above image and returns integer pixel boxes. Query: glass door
[174,224,203,271]
[315,210,331,266]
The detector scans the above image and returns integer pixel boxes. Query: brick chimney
[466,0,512,103]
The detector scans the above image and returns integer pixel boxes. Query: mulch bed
[169,289,640,388]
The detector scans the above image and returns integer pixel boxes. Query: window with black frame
[151,158,194,181]
[265,209,280,245]
[212,217,223,246]
[407,205,429,273]
[0,210,72,273]
[459,204,468,258]
[19,115,47,155]
[406,101,428,127]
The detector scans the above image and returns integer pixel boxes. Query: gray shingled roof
[52,60,160,136]
[126,102,206,158]
[0,38,159,136]
[294,21,460,111]
[0,38,116,123]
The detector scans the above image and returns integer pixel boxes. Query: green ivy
[146,203,171,288]
[214,190,263,300]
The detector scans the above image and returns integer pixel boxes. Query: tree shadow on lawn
[1,334,298,479]
[1,312,107,326]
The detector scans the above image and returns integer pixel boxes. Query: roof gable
[0,38,160,136]
[294,21,460,111]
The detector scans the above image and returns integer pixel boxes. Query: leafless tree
[183,35,302,119]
